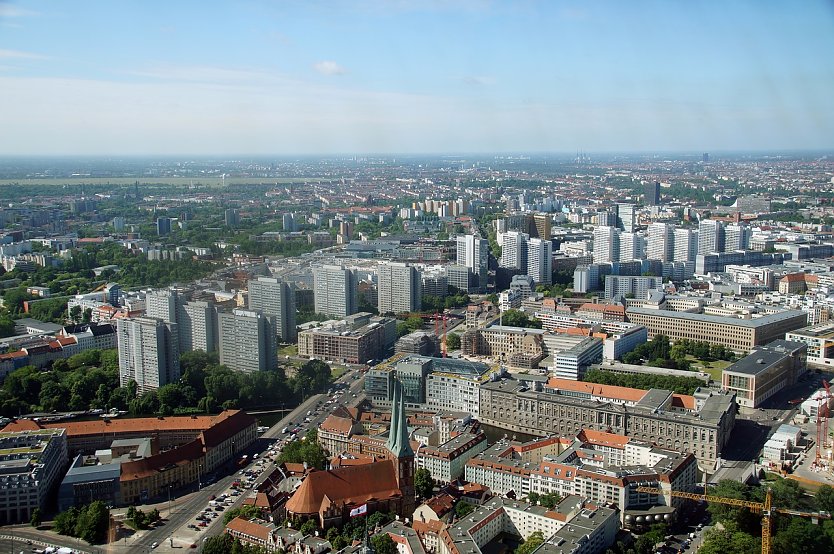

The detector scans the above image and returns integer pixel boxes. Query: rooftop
[626,306,807,327]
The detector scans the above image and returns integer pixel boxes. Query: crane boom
[634,486,829,554]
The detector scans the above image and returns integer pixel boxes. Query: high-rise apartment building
[218,309,278,372]
[646,223,674,262]
[619,232,644,261]
[378,262,421,315]
[617,203,636,233]
[499,231,528,270]
[456,235,489,292]
[117,317,180,393]
[698,220,725,255]
[593,226,619,264]
[527,238,553,285]
[248,277,297,343]
[724,224,751,252]
[180,300,218,353]
[145,289,218,353]
[313,265,358,318]
[673,228,699,262]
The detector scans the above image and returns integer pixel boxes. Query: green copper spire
[386,378,413,458]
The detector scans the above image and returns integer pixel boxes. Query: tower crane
[635,486,830,554]
[400,312,452,357]
[817,380,833,464]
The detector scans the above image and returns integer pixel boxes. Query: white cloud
[0,5,39,17]
[313,60,347,76]
[0,49,48,60]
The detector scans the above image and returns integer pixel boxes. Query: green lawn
[330,366,348,380]
[686,356,733,382]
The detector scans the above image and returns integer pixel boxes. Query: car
[199,521,207,527]
[190,544,197,549]
[151,542,159,549]
[209,494,216,500]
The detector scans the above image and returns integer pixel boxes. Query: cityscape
[1,2,834,554]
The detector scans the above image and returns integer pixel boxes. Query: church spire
[386,379,413,458]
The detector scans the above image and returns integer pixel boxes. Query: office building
[479,376,736,470]
[532,213,552,240]
[218,309,278,372]
[499,231,528,270]
[593,226,619,264]
[313,265,358,318]
[456,235,489,292]
[248,277,296,342]
[297,312,396,364]
[644,181,660,206]
[0,429,68,524]
[156,217,172,236]
[786,323,834,370]
[673,228,699,262]
[527,238,552,285]
[626,307,808,352]
[224,208,240,227]
[445,265,471,293]
[282,213,296,232]
[117,317,180,393]
[378,262,421,315]
[420,266,448,298]
[646,223,673,262]
[698,220,725,255]
[721,340,807,409]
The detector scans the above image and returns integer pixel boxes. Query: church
[284,380,415,529]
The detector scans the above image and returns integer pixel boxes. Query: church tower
[386,379,415,518]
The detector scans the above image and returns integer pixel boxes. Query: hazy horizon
[1,1,833,156]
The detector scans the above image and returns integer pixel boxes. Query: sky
[0,0,833,156]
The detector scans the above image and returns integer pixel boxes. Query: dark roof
[200,410,257,448]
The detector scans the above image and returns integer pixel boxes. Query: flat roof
[627,307,806,328]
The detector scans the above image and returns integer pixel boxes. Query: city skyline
[0,1,832,156]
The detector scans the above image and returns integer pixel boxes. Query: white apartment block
[415,431,488,484]
[313,264,358,318]
[378,262,421,315]
[117,317,180,393]
[218,309,278,373]
[527,238,553,285]
[593,226,619,264]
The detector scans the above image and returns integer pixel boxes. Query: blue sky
[0,0,832,155]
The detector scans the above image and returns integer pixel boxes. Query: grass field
[686,356,733,382]
[0,176,325,186]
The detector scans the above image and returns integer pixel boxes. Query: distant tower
[386,379,415,518]
[702,153,710,163]
[644,181,661,206]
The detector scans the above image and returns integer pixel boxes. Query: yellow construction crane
[635,486,830,554]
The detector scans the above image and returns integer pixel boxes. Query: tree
[299,518,319,536]
[539,492,561,509]
[75,500,110,544]
[446,332,461,351]
[69,305,82,323]
[55,507,80,536]
[454,500,474,518]
[371,533,397,554]
[30,507,42,527]
[202,535,235,554]
[415,468,434,499]
[516,531,544,554]
[223,504,264,525]
[526,492,540,505]
[817,484,834,513]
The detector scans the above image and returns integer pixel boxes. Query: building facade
[117,317,180,393]
[218,309,279,372]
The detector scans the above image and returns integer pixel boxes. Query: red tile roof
[284,460,401,515]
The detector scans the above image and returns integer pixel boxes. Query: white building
[378,262,421,315]
[416,431,489,484]
[248,277,297,343]
[499,231,528,270]
[218,309,278,373]
[673,228,699,262]
[593,226,619,264]
[313,265,358,318]
[117,317,180,393]
[456,235,489,292]
[527,238,553,285]
[0,429,68,524]
[646,223,674,262]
